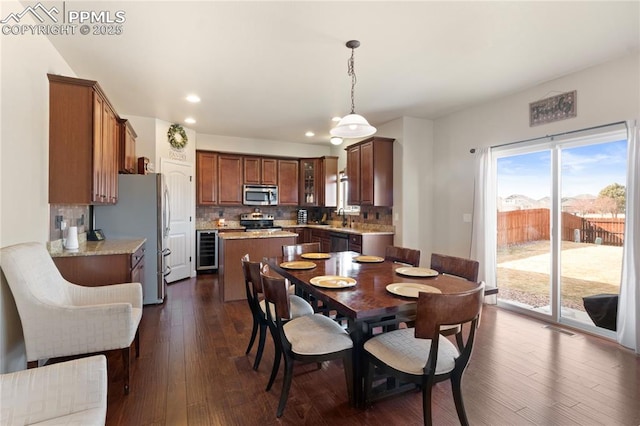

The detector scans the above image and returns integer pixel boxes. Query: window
[493,124,627,336]
[338,170,360,213]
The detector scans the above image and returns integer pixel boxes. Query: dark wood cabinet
[48,74,121,205]
[218,154,243,205]
[293,227,311,243]
[53,244,146,289]
[278,159,299,205]
[299,156,338,207]
[118,118,137,174]
[346,137,394,207]
[310,228,331,252]
[197,151,218,205]
[244,157,278,185]
[262,158,278,185]
[346,146,361,205]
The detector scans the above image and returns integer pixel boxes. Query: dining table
[265,250,480,408]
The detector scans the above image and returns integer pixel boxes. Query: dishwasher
[329,232,350,252]
[196,230,218,271]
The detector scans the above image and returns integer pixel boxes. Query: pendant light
[330,40,376,139]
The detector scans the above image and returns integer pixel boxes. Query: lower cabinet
[310,229,331,252]
[307,228,393,257]
[53,244,145,289]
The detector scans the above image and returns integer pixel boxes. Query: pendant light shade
[331,40,376,139]
[330,114,376,138]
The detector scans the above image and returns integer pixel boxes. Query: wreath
[167,124,188,150]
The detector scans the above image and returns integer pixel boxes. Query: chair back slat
[282,242,321,257]
[241,254,263,294]
[260,264,291,321]
[384,246,421,267]
[430,253,479,282]
[414,284,484,340]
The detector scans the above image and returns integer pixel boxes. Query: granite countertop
[218,230,298,240]
[281,224,395,236]
[49,238,146,258]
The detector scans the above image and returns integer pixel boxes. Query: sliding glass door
[494,125,627,335]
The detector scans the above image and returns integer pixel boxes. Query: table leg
[347,318,367,408]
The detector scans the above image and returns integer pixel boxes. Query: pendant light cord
[348,47,357,114]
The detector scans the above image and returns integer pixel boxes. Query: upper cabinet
[197,151,218,205]
[48,74,123,205]
[244,157,278,185]
[299,156,338,207]
[278,159,299,205]
[118,118,137,174]
[196,151,340,207]
[217,154,243,205]
[346,137,394,207]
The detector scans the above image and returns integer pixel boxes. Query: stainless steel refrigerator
[93,173,170,305]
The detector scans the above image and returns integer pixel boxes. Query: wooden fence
[497,208,625,247]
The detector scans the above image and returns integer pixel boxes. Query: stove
[240,211,282,231]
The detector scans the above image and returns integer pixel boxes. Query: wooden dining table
[266,250,479,408]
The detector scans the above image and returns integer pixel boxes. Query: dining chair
[0,242,142,395]
[429,253,480,348]
[384,246,421,267]
[281,242,321,257]
[364,283,485,426]
[260,263,354,418]
[430,253,479,282]
[241,254,313,370]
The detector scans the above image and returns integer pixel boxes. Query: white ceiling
[44,1,640,145]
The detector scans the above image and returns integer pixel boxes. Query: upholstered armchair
[1,355,108,425]
[0,242,143,394]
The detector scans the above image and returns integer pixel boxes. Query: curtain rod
[469,121,626,153]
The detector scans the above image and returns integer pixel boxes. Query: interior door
[161,158,194,283]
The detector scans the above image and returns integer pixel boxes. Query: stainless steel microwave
[243,184,278,206]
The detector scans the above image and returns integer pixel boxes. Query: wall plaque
[529,90,576,126]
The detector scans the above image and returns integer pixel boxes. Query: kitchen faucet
[338,208,347,227]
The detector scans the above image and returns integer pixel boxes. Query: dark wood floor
[104,274,640,425]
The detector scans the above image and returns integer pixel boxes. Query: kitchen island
[218,230,297,301]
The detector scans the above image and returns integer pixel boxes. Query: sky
[497,140,628,200]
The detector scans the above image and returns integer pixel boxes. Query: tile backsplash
[196,205,393,231]
[49,204,90,242]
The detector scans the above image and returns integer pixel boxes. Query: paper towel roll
[65,226,79,250]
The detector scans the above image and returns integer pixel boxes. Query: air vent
[543,325,575,336]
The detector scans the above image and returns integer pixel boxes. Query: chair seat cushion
[259,294,314,320]
[364,328,459,376]
[283,314,353,356]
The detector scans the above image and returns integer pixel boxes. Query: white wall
[124,114,157,169]
[197,133,331,158]
[0,0,76,373]
[432,53,640,258]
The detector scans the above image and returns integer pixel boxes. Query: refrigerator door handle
[163,248,171,257]
[163,265,172,277]
[163,185,171,237]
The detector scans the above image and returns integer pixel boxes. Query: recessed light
[331,116,342,122]
[305,131,315,137]
[186,94,201,103]
[185,117,196,124]
[330,136,343,145]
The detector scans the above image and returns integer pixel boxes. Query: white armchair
[1,355,107,425]
[0,242,143,394]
